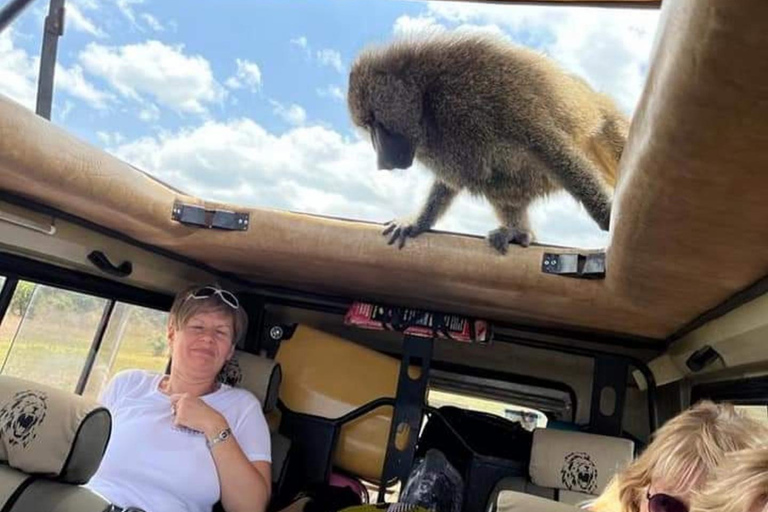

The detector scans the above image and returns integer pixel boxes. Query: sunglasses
[187,286,240,310]
[647,492,688,512]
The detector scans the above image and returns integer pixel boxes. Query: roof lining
[666,272,768,348]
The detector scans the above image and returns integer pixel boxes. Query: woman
[589,401,768,512]
[691,445,768,512]
[86,284,272,512]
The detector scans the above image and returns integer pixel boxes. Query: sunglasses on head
[187,286,240,310]
[647,492,688,512]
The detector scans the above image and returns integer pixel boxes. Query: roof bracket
[541,251,606,279]
[171,201,250,231]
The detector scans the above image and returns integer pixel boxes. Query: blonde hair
[590,401,768,512]
[692,445,768,512]
[168,283,248,346]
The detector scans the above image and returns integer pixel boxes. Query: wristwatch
[206,427,232,449]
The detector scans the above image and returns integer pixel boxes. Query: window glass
[736,404,768,423]
[83,302,169,400]
[0,282,107,392]
[428,387,548,431]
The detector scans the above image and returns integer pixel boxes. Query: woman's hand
[170,394,228,437]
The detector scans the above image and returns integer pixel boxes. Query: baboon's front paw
[382,219,424,249]
[487,226,532,255]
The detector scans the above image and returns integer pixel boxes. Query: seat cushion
[9,479,110,512]
[496,491,580,512]
[559,490,593,506]
[0,466,31,510]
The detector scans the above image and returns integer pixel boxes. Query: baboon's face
[348,62,422,171]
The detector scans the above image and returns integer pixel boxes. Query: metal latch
[171,201,249,231]
[541,251,606,279]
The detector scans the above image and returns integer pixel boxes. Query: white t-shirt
[85,369,271,512]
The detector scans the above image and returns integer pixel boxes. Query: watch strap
[206,427,232,449]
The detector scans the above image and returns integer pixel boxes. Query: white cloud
[67,4,106,38]
[0,29,112,112]
[73,0,100,10]
[290,37,345,73]
[114,0,167,33]
[141,13,164,32]
[316,85,345,102]
[139,102,160,122]
[78,40,226,114]
[0,29,37,110]
[54,100,75,123]
[109,117,608,248]
[56,64,115,109]
[115,0,142,25]
[393,15,447,37]
[316,48,344,73]
[109,118,431,221]
[290,36,311,58]
[290,36,308,49]
[423,2,659,114]
[225,58,262,92]
[96,131,125,146]
[270,101,307,126]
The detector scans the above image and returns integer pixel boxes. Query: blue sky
[1,0,659,249]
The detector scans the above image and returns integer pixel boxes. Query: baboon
[347,32,628,254]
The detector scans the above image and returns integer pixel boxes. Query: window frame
[425,361,578,423]
[692,376,768,406]
[0,251,174,394]
[0,251,173,312]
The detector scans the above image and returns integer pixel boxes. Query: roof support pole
[35,0,65,120]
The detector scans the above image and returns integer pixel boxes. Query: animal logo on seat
[216,357,243,387]
[0,390,48,448]
[561,451,598,494]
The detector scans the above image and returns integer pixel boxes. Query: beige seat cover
[496,491,581,512]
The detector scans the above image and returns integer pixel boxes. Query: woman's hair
[590,401,768,512]
[168,283,249,346]
[692,445,768,512]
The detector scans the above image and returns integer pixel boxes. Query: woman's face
[641,481,691,512]
[748,499,768,512]
[168,309,235,380]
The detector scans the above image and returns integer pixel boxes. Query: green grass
[0,312,168,398]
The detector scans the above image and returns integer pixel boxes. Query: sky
[0,0,660,249]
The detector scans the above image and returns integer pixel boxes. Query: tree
[9,281,36,317]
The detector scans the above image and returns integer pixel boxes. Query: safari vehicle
[0,0,766,510]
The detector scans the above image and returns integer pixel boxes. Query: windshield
[0,0,659,249]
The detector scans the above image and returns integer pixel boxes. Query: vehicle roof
[0,0,766,344]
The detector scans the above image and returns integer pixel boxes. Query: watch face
[221,430,231,440]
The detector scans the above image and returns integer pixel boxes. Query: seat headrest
[529,428,634,496]
[0,376,111,484]
[216,351,281,413]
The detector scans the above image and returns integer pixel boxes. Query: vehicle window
[0,281,108,392]
[82,302,169,401]
[736,404,768,423]
[427,387,548,431]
